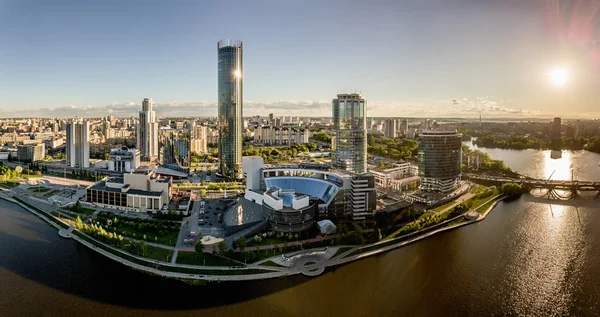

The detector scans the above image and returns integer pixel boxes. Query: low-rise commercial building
[86,168,171,212]
[108,147,140,172]
[369,161,418,191]
[242,156,376,233]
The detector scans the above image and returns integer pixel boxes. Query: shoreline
[0,189,504,283]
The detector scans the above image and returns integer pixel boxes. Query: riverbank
[0,185,508,283]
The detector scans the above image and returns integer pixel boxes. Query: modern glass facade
[217,39,243,179]
[332,93,367,174]
[158,128,191,173]
[418,130,462,193]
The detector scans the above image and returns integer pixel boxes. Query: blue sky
[1,0,599,118]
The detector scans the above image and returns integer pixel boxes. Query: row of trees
[312,132,332,143]
[242,143,318,161]
[474,134,550,150]
[367,134,419,161]
[462,145,513,174]
[75,216,126,248]
[475,134,599,152]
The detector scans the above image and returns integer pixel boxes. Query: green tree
[195,240,204,255]
[140,241,147,256]
[501,183,524,197]
[236,236,246,252]
[217,241,228,255]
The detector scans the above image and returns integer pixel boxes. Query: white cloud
[1,97,597,119]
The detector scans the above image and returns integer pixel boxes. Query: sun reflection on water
[543,151,572,180]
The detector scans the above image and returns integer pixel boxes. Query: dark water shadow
[0,200,316,311]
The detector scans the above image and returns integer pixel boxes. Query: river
[1,147,600,316]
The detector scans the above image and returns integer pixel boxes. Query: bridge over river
[463,173,600,200]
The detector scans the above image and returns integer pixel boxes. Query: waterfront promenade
[0,181,506,282]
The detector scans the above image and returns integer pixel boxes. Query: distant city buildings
[17,143,45,163]
[331,93,367,174]
[137,98,159,160]
[418,130,462,193]
[254,126,309,145]
[384,119,397,138]
[217,39,243,179]
[66,120,90,168]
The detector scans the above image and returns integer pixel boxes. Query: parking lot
[179,197,236,247]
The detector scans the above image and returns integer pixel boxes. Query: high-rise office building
[400,119,408,135]
[384,119,397,138]
[137,98,159,160]
[418,130,462,193]
[551,117,562,151]
[332,93,367,174]
[66,120,90,168]
[217,39,243,179]
[158,128,191,173]
[552,117,562,137]
[190,123,208,155]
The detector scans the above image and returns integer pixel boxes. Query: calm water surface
[1,147,600,316]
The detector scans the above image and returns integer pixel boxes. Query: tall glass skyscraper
[217,39,243,179]
[332,93,367,174]
[418,130,462,193]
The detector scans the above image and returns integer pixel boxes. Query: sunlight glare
[549,67,568,87]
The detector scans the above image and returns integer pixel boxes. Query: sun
[549,67,568,87]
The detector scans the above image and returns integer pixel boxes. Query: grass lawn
[144,246,174,262]
[176,251,241,266]
[109,223,179,246]
[416,211,435,221]
[467,190,500,212]
[259,260,284,267]
[72,230,272,276]
[332,246,353,258]
[430,200,456,212]
[476,200,497,214]
[64,206,96,216]
[447,217,466,226]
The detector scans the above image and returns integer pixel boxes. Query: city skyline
[2,0,600,118]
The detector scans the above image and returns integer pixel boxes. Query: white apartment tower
[66,120,90,168]
[384,119,397,138]
[137,98,159,160]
